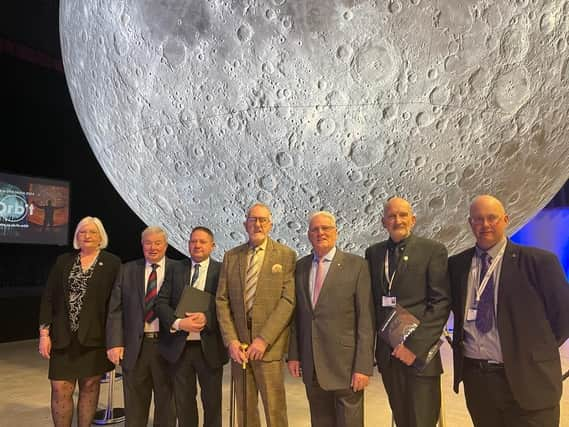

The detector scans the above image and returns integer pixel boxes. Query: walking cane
[230,367,236,427]
[241,343,249,427]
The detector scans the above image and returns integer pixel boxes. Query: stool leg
[93,369,126,425]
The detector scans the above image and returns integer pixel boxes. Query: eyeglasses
[78,230,99,235]
[469,215,503,225]
[246,216,271,224]
[309,225,336,233]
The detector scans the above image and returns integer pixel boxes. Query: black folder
[174,286,213,318]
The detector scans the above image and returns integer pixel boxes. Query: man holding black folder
[365,197,450,427]
[155,226,228,427]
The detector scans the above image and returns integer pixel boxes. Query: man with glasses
[449,194,569,427]
[365,197,450,427]
[216,202,296,427]
[287,211,375,427]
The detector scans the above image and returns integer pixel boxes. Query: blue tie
[476,252,494,333]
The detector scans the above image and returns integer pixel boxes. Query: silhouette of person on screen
[34,200,65,230]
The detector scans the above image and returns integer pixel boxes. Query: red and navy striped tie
[144,263,159,323]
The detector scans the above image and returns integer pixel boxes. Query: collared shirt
[187,257,210,341]
[309,247,337,303]
[248,238,268,272]
[144,257,166,333]
[462,238,507,362]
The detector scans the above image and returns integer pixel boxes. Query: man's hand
[351,372,370,392]
[287,360,302,378]
[392,343,417,366]
[178,312,206,333]
[107,347,124,365]
[38,335,51,359]
[229,340,248,365]
[246,337,268,361]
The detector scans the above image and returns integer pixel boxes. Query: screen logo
[0,194,30,223]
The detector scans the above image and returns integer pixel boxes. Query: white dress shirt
[172,257,211,341]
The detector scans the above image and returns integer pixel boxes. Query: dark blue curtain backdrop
[511,206,569,279]
[510,182,569,279]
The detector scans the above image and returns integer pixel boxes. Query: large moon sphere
[60,0,569,257]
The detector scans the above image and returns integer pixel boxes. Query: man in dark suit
[106,226,176,427]
[365,197,450,427]
[449,194,569,427]
[288,211,375,427]
[216,202,296,427]
[155,226,228,427]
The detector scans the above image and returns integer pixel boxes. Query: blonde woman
[39,216,121,427]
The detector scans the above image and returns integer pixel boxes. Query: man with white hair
[216,203,296,427]
[288,211,375,427]
[106,226,176,427]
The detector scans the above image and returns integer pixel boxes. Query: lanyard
[384,250,396,294]
[473,244,506,303]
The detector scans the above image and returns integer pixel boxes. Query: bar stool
[93,369,125,425]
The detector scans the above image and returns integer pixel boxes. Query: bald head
[469,195,506,217]
[468,195,509,250]
[382,197,416,242]
[383,197,413,217]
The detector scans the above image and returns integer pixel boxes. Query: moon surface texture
[60,0,569,257]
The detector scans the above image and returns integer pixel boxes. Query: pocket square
[272,264,283,273]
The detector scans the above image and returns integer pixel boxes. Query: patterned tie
[144,263,159,323]
[244,247,261,315]
[312,257,326,307]
[476,252,494,333]
[190,263,201,287]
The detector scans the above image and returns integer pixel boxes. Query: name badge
[467,308,477,321]
[382,296,397,307]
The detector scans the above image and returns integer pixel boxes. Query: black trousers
[169,341,224,427]
[380,357,440,427]
[462,359,560,427]
[122,337,175,427]
[305,373,364,427]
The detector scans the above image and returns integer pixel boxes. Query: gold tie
[244,247,261,315]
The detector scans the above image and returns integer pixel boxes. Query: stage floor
[1,339,568,426]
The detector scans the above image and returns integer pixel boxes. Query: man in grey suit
[365,197,450,427]
[106,226,176,427]
[216,202,296,427]
[155,226,228,427]
[288,211,375,427]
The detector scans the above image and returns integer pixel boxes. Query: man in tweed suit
[216,202,296,427]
